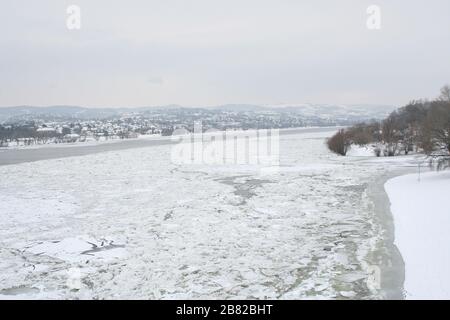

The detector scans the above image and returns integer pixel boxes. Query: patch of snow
[25,237,127,263]
[385,170,450,299]
[346,145,375,157]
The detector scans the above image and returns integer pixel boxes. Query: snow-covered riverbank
[385,170,450,299]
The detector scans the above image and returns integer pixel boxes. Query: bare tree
[346,123,375,146]
[382,115,400,156]
[327,129,350,156]
[425,100,450,153]
[439,85,450,102]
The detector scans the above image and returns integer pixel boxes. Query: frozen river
[0,128,404,299]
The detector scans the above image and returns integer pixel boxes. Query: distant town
[0,104,395,148]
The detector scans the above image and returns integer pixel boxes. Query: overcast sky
[1,0,450,108]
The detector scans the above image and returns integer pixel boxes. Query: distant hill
[0,104,396,124]
[268,103,396,117]
[0,106,118,123]
[208,104,269,112]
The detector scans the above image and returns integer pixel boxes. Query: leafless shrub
[428,149,450,171]
[327,129,350,156]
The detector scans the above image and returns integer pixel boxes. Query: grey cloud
[0,0,449,107]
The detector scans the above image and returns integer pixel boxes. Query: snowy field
[385,171,450,300]
[0,129,416,299]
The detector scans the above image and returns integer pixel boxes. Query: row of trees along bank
[327,85,450,170]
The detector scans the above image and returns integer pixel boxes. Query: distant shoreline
[0,126,341,166]
[367,169,411,299]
